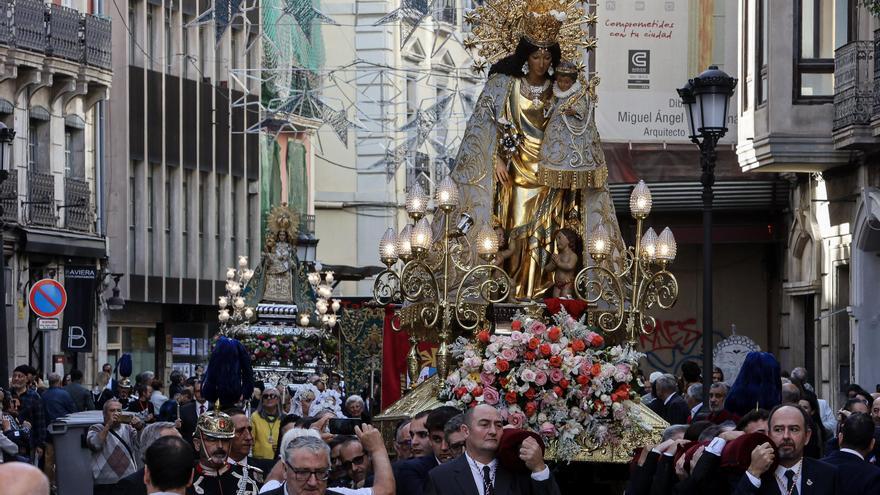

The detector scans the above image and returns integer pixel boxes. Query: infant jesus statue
[544,228,581,298]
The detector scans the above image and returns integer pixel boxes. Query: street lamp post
[678,66,736,408]
[0,122,14,387]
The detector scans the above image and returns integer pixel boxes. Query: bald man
[0,462,50,495]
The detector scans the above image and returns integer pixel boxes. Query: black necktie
[482,465,494,495]
[784,470,799,495]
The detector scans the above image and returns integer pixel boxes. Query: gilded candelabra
[574,180,679,343]
[302,266,342,332]
[373,179,512,386]
[218,256,256,336]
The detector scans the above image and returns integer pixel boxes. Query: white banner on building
[595,0,738,144]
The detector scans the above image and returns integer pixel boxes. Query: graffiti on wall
[638,317,725,375]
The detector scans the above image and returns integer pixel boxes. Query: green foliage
[864,0,880,16]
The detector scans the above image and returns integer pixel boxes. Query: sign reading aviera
[62,266,97,353]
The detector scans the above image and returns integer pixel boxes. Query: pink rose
[508,412,526,429]
[534,371,548,386]
[480,372,496,386]
[262,342,271,348]
[500,348,518,361]
[549,369,564,383]
[539,422,558,437]
[529,322,547,336]
[520,368,537,382]
[483,386,500,405]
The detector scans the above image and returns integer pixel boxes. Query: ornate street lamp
[678,66,736,407]
[0,121,13,388]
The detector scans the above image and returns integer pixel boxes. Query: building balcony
[26,170,56,227]
[435,0,457,27]
[0,0,112,71]
[0,169,16,223]
[63,176,92,232]
[832,40,874,149]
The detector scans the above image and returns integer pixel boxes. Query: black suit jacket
[731,457,839,495]
[626,451,660,495]
[63,383,95,412]
[394,454,438,495]
[114,467,147,495]
[820,450,880,493]
[662,393,690,426]
[179,401,199,445]
[424,454,561,495]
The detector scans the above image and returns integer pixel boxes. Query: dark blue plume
[724,351,782,417]
[202,337,254,408]
[117,353,133,378]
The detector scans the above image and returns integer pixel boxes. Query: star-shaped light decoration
[374,0,437,48]
[321,106,363,147]
[280,0,339,41]
[471,59,488,75]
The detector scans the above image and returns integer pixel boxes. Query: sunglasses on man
[340,454,367,471]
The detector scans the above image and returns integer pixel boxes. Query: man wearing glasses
[260,425,395,495]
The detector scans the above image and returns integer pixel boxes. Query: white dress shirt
[464,452,550,495]
[839,448,865,460]
[690,402,703,419]
[745,459,803,495]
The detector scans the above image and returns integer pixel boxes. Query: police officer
[189,403,261,495]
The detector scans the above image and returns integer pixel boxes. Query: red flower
[455,387,467,399]
[472,385,483,397]
[576,375,589,386]
[549,356,563,368]
[496,359,510,372]
[524,351,536,361]
[525,402,537,417]
[591,363,602,376]
[528,338,539,350]
[547,326,561,342]
[477,330,490,344]
[524,388,536,400]
[539,343,552,356]
[571,339,586,352]
[499,377,509,387]
[511,320,522,331]
[590,334,604,347]
[505,391,519,404]
[559,378,570,389]
[553,386,564,397]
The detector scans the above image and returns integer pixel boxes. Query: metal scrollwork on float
[574,180,680,344]
[455,263,512,331]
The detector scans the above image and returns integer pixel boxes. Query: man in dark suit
[656,374,690,425]
[425,404,561,495]
[821,412,880,493]
[734,404,839,495]
[63,369,95,412]
[179,378,209,446]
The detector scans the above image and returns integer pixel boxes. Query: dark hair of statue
[488,37,562,77]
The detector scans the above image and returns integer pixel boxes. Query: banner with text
[62,266,97,353]
[596,0,738,143]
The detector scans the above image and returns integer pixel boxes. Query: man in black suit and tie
[734,404,839,495]
[656,374,690,425]
[179,378,209,447]
[425,404,561,495]
[821,412,880,492]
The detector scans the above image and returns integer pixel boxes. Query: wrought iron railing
[47,4,82,61]
[63,176,92,232]
[833,40,873,130]
[83,14,111,70]
[0,169,17,223]
[13,0,46,53]
[26,171,56,227]
[1,0,111,70]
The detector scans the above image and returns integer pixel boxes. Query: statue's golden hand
[494,161,510,186]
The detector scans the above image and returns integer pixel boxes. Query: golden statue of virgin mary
[437,0,623,300]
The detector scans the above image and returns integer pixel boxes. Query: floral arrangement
[440,309,649,461]
[217,330,337,368]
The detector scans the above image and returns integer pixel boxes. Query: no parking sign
[28,279,67,318]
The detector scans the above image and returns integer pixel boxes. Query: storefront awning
[17,226,107,259]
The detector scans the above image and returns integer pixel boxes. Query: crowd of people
[628,354,880,494]
[1,352,879,494]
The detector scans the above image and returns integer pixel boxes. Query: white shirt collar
[663,392,676,406]
[465,450,498,495]
[690,402,703,417]
[774,460,803,495]
[840,448,865,460]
